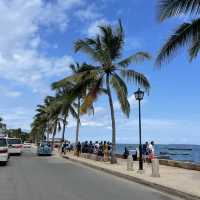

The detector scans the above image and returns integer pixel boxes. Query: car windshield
[0,138,7,147]
[8,139,22,145]
[40,142,51,147]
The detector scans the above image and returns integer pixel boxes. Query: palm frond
[110,73,130,117]
[80,77,104,114]
[99,20,125,60]
[156,18,200,66]
[120,69,150,91]
[189,39,200,60]
[118,52,151,68]
[74,39,105,62]
[158,0,200,21]
[69,63,77,73]
[69,106,78,119]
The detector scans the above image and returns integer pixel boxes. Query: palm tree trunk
[47,132,49,141]
[75,97,80,154]
[51,123,57,151]
[106,73,117,164]
[62,114,67,142]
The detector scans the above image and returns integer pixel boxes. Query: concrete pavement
[62,152,200,200]
[0,148,182,200]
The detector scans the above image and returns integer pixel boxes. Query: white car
[0,137,9,165]
[8,138,23,155]
[23,142,31,148]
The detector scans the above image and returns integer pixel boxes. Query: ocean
[116,144,200,164]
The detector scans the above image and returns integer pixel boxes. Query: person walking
[123,146,129,159]
[103,141,109,161]
[66,141,70,152]
[148,141,155,162]
[98,141,104,160]
[142,142,149,162]
[76,141,81,157]
[94,141,99,160]
[61,141,67,155]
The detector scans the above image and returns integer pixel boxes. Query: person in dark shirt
[142,141,149,162]
[76,142,81,157]
[123,146,129,159]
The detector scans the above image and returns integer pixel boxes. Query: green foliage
[156,0,200,65]
[73,20,150,115]
[30,20,151,155]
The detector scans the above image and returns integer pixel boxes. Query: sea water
[117,144,200,164]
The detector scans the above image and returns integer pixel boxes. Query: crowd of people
[142,141,155,162]
[61,140,155,162]
[61,140,73,154]
[75,141,112,161]
[122,141,155,162]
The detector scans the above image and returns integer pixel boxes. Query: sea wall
[79,153,200,171]
[159,159,200,171]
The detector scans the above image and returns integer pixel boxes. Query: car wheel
[2,161,7,166]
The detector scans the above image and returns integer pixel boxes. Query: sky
[0,0,200,145]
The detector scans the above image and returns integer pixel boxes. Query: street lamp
[134,88,144,172]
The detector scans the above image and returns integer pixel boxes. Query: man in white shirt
[148,141,154,153]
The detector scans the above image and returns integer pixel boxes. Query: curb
[63,155,200,200]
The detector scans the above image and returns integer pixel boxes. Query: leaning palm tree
[52,63,94,147]
[74,20,151,163]
[156,0,200,65]
[53,86,78,142]
[35,96,55,141]
[32,95,62,148]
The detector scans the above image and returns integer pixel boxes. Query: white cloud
[0,106,34,130]
[0,0,82,93]
[82,120,104,127]
[0,86,22,98]
[76,3,101,21]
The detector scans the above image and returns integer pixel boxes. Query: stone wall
[159,159,200,171]
[80,153,200,171]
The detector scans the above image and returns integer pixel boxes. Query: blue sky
[0,0,200,144]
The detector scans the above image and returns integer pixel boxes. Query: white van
[8,138,23,155]
[0,137,9,165]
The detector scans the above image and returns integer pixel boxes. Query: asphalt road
[0,148,183,200]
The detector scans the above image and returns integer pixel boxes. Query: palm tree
[156,0,200,65]
[53,86,78,142]
[34,96,55,141]
[31,96,62,149]
[73,20,151,163]
[52,63,94,148]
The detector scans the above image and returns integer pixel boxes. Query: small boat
[168,153,190,156]
[168,148,192,151]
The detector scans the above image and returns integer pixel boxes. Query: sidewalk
[63,152,200,200]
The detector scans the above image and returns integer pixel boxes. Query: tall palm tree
[31,96,62,149]
[34,96,55,141]
[53,86,78,142]
[73,20,151,163]
[52,63,94,147]
[156,0,200,65]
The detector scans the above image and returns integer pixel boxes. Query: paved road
[0,148,182,200]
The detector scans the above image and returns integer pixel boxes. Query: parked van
[0,137,9,165]
[8,138,23,155]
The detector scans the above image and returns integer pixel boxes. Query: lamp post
[134,88,144,171]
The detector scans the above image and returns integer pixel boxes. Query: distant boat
[168,148,192,151]
[169,153,190,156]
